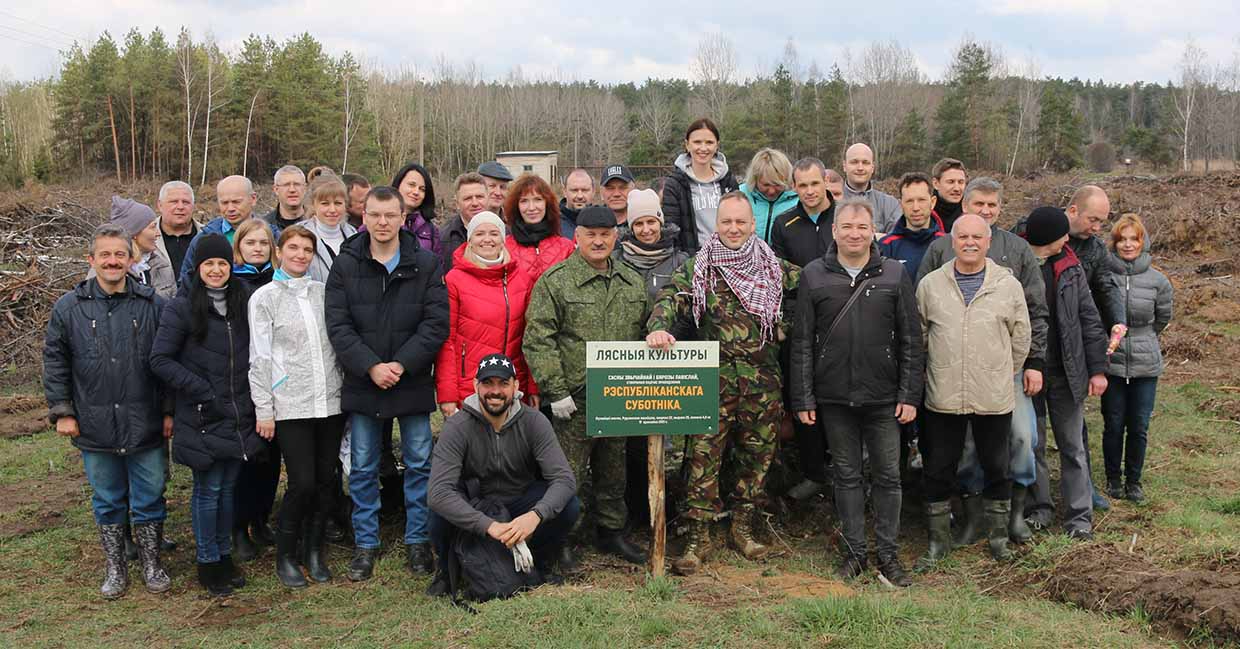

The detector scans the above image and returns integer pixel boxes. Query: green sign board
[585,341,720,438]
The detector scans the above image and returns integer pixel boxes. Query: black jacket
[1011,217,1125,326]
[1045,248,1110,404]
[263,207,304,235]
[428,395,576,536]
[662,166,739,253]
[42,278,167,455]
[149,291,265,470]
[789,243,923,411]
[439,214,468,273]
[770,200,837,268]
[325,230,450,418]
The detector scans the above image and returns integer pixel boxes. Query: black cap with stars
[476,353,517,381]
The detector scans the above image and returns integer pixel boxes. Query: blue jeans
[1101,376,1158,486]
[959,373,1037,491]
[350,413,432,548]
[80,446,168,526]
[190,460,243,563]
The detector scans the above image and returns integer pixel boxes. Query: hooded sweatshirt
[674,152,730,247]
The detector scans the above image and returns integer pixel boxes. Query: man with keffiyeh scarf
[647,192,799,576]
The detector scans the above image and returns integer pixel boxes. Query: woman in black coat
[150,234,265,597]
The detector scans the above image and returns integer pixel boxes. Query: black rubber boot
[197,561,233,597]
[915,501,952,572]
[232,525,259,562]
[952,493,985,547]
[1009,485,1033,544]
[303,514,332,583]
[985,499,1013,562]
[275,523,308,589]
[219,555,246,589]
[596,528,646,564]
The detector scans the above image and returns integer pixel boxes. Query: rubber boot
[303,514,332,583]
[984,499,1013,562]
[197,561,233,597]
[232,525,259,562]
[952,493,985,547]
[98,523,129,599]
[728,505,769,560]
[275,523,308,588]
[219,555,246,589]
[1009,484,1033,544]
[132,521,171,593]
[671,519,710,576]
[596,528,646,564]
[915,501,952,572]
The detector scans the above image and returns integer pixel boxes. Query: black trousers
[234,435,280,529]
[921,411,1012,502]
[429,481,581,574]
[276,415,346,527]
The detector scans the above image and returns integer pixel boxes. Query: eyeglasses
[276,182,306,190]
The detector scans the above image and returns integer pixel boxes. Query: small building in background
[496,151,559,183]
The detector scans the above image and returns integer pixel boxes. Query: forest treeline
[1,29,1238,190]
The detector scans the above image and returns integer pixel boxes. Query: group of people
[43,116,1174,601]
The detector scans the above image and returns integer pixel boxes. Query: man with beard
[930,158,967,234]
[426,353,579,596]
[523,206,650,565]
[560,169,594,240]
[647,192,799,575]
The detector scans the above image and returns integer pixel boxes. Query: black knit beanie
[1025,207,1070,246]
[194,233,234,270]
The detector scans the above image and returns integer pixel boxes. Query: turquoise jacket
[739,183,800,244]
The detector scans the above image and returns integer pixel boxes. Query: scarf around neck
[691,233,784,344]
[512,217,553,247]
[620,231,676,270]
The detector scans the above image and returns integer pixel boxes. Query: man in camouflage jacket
[647,192,799,576]
[523,206,651,565]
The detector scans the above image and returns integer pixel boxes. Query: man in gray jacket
[917,177,1046,546]
[426,353,579,596]
[841,143,901,233]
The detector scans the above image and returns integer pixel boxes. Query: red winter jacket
[505,234,575,284]
[435,246,539,405]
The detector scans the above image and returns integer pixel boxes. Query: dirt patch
[183,599,271,627]
[0,395,49,439]
[678,564,853,607]
[1169,433,1212,454]
[1044,545,1240,643]
[0,462,85,538]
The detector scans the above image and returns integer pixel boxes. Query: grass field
[1,374,1237,648]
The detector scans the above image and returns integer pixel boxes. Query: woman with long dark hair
[391,162,443,257]
[249,226,346,587]
[149,234,265,597]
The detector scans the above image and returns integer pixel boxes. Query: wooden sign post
[584,341,719,578]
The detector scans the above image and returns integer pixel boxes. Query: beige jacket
[917,258,1031,415]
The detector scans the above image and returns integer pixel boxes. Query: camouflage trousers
[683,374,783,522]
[554,405,628,531]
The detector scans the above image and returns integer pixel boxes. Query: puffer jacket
[248,275,342,422]
[505,233,576,284]
[878,215,946,283]
[149,290,265,470]
[917,259,1032,415]
[1105,250,1173,379]
[739,183,800,244]
[662,153,739,253]
[917,224,1048,371]
[1044,247,1110,404]
[232,262,274,293]
[435,246,538,405]
[790,243,923,411]
[325,229,450,418]
[42,277,166,455]
[299,218,359,283]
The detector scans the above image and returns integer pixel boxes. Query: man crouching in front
[425,353,580,597]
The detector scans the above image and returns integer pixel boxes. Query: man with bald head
[915,213,1031,568]
[178,175,276,285]
[559,169,595,239]
[841,143,901,233]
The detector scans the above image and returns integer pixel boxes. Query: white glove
[550,396,577,420]
[512,540,534,573]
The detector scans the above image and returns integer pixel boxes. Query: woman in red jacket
[436,212,539,417]
[503,174,575,282]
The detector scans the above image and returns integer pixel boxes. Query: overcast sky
[1,1,1237,86]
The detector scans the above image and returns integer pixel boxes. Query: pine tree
[1036,81,1085,172]
[887,109,929,176]
[935,41,995,167]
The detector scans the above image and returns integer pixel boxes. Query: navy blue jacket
[149,289,265,470]
[42,277,167,455]
[325,230,450,418]
[878,216,946,284]
[178,217,279,288]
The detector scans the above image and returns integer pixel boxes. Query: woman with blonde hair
[231,219,276,292]
[1101,214,1173,503]
[739,148,799,243]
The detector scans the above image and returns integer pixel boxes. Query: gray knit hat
[109,196,157,238]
